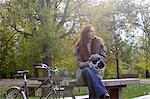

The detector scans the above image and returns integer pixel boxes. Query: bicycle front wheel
[4,87,26,99]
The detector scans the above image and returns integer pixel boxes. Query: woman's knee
[82,67,93,75]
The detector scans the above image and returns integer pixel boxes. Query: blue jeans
[81,67,106,99]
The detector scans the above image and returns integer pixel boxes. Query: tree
[137,1,150,70]
[0,0,78,77]
[0,0,38,76]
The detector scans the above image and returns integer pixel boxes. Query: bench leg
[109,87,122,99]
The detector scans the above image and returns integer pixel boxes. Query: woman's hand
[89,54,101,61]
[88,61,94,68]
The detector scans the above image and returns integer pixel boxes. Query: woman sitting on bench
[74,25,110,99]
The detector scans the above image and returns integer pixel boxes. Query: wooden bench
[62,78,140,99]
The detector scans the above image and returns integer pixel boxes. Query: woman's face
[88,27,95,39]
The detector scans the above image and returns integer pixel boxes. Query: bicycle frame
[11,76,59,99]
[27,77,58,99]
[23,64,61,99]
[5,63,75,99]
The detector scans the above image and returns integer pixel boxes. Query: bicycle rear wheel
[4,87,26,99]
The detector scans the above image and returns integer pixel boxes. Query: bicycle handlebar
[34,63,59,73]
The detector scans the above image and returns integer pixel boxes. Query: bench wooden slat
[62,78,140,87]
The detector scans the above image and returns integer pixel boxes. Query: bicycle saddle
[17,70,29,74]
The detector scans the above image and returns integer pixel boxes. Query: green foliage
[0,0,38,75]
[0,0,77,77]
[123,84,150,98]
[53,39,77,71]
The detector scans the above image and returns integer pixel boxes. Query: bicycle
[4,63,76,99]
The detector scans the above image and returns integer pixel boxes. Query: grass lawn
[123,84,150,99]
[1,80,150,99]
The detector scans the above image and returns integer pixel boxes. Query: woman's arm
[96,39,107,63]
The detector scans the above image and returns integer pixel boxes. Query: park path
[133,95,150,99]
